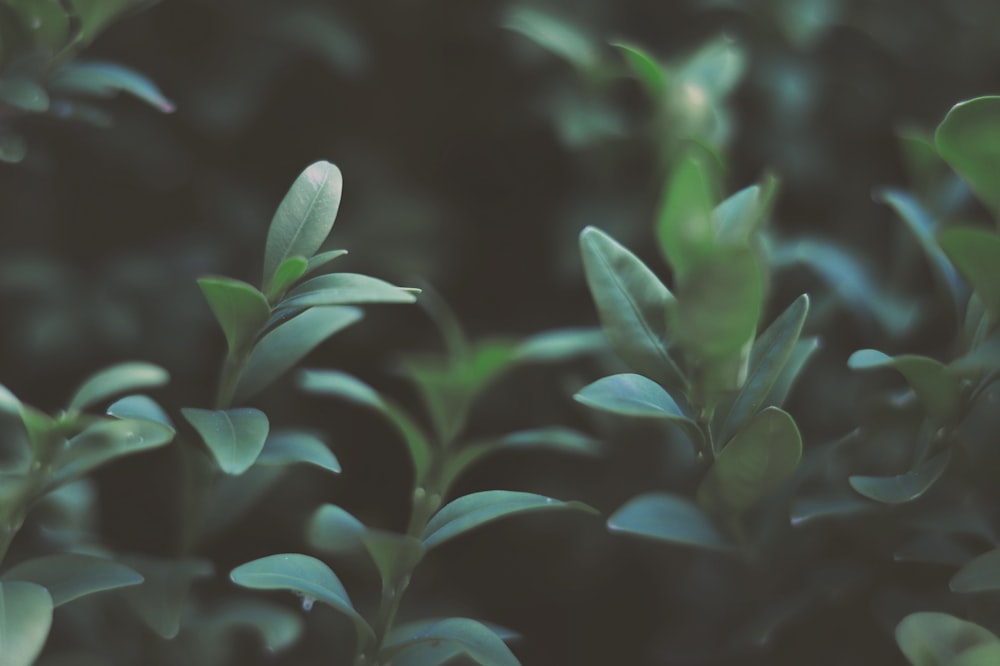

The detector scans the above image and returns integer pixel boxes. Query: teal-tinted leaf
[497,427,601,456]
[0,581,52,666]
[105,394,174,429]
[762,336,820,409]
[230,554,371,641]
[306,504,366,553]
[939,227,1000,325]
[0,79,49,112]
[298,369,431,483]
[656,151,717,277]
[502,6,598,70]
[951,548,1000,593]
[234,306,362,403]
[48,61,175,112]
[896,612,999,666]
[848,350,963,423]
[197,277,271,358]
[935,96,1000,216]
[0,383,52,448]
[254,429,340,474]
[674,246,765,361]
[578,227,684,391]
[849,449,952,504]
[361,531,424,593]
[201,599,304,656]
[422,490,597,551]
[698,407,802,514]
[267,256,309,302]
[713,294,808,448]
[513,327,606,362]
[181,407,269,475]
[382,617,519,666]
[950,329,1000,377]
[262,161,343,291]
[607,492,731,551]
[789,492,873,527]
[611,42,665,99]
[713,184,767,245]
[2,554,142,606]
[574,373,693,423]
[47,418,174,491]
[303,249,348,276]
[67,362,169,413]
[876,188,965,309]
[280,273,417,309]
[120,555,213,639]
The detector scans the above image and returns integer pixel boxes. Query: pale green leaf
[0,581,52,666]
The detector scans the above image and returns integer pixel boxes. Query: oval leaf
[267,256,309,302]
[281,273,417,309]
[0,581,52,666]
[234,306,362,403]
[200,599,304,656]
[262,162,343,291]
[2,554,142,606]
[938,227,1000,326]
[422,490,597,551]
[607,492,731,551]
[611,42,666,99]
[951,548,1000,593]
[182,407,269,475]
[849,350,963,423]
[657,152,717,278]
[106,394,174,429]
[850,449,952,505]
[574,373,692,422]
[197,277,272,358]
[67,362,169,413]
[382,617,519,666]
[254,429,340,474]
[935,96,1000,216]
[306,504,367,553]
[896,612,999,666]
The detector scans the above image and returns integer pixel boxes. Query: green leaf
[848,350,963,423]
[896,612,999,666]
[4,0,71,52]
[298,369,431,483]
[849,449,952,504]
[361,531,424,594]
[939,227,1000,325]
[763,336,820,409]
[713,294,809,448]
[279,273,417,309]
[574,373,693,423]
[48,61,175,113]
[105,394,174,429]
[954,642,1000,666]
[197,277,272,358]
[611,42,665,99]
[267,256,309,302]
[951,548,1000,593]
[0,581,52,666]
[2,554,142,606]
[656,152,717,277]
[234,306,362,403]
[230,554,372,642]
[69,0,150,44]
[306,504,367,553]
[698,407,802,514]
[254,429,340,474]
[789,492,874,527]
[935,96,1000,216]
[46,418,175,491]
[579,227,684,391]
[422,490,597,551]
[67,362,169,413]
[496,427,601,456]
[262,161,343,292]
[0,79,49,112]
[119,555,213,640]
[303,249,348,276]
[607,492,731,551]
[382,617,520,666]
[513,327,606,362]
[950,329,1000,377]
[674,246,765,361]
[200,599,304,656]
[181,407,269,475]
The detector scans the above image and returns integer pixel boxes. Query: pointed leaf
[197,277,272,358]
[422,490,597,551]
[306,504,367,553]
[579,226,684,391]
[611,42,665,99]
[182,407,269,475]
[896,612,999,666]
[935,96,1000,216]
[235,306,362,403]
[497,427,601,456]
[119,555,213,639]
[713,294,809,447]
[607,492,731,551]
[67,362,169,413]
[574,373,692,423]
[382,617,519,666]
[698,407,802,514]
[657,153,717,277]
[951,548,1000,593]
[254,429,340,474]
[0,581,52,666]
[48,61,175,112]
[939,227,1000,325]
[267,256,309,302]
[304,249,349,276]
[513,327,606,362]
[849,449,952,504]
[105,394,174,429]
[2,554,142,606]
[848,350,963,423]
[762,336,820,408]
[230,554,371,641]
[280,273,417,309]
[262,162,343,291]
[713,184,767,245]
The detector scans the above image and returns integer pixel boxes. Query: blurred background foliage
[4,0,1000,664]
